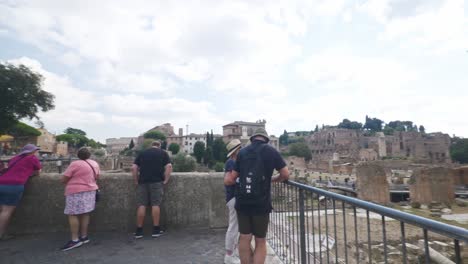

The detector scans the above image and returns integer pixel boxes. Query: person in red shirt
[0,144,42,240]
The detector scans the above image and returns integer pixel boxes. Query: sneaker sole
[61,242,83,251]
[134,235,143,239]
[81,240,90,244]
[151,233,165,238]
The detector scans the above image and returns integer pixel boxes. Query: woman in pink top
[60,147,100,251]
[0,144,41,240]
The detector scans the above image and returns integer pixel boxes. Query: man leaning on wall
[225,128,290,264]
[132,140,172,239]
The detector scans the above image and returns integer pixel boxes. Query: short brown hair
[152,141,161,147]
[77,147,91,160]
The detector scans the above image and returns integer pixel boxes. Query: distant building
[222,120,279,150]
[307,128,451,164]
[182,133,206,154]
[36,128,56,154]
[106,137,137,154]
[55,141,68,157]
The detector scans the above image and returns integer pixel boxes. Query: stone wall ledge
[9,172,227,235]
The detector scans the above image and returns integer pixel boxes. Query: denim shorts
[0,184,25,206]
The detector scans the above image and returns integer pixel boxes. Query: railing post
[299,189,307,264]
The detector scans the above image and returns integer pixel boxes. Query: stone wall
[356,162,390,204]
[8,172,227,235]
[453,166,468,185]
[409,167,455,205]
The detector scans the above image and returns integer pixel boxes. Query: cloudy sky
[1,0,467,142]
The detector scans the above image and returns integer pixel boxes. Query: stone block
[410,167,455,205]
[356,162,390,204]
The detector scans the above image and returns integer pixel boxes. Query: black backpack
[236,144,268,207]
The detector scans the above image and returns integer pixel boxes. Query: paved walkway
[0,228,226,264]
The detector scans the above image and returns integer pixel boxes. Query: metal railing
[269,180,468,263]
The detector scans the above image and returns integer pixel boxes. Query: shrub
[214,162,224,172]
[172,153,196,172]
[411,202,421,209]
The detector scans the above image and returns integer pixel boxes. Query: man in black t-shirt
[132,140,172,239]
[225,128,289,264]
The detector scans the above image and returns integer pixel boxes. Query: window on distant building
[185,142,188,145]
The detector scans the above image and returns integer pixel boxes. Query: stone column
[356,162,390,204]
[409,167,454,205]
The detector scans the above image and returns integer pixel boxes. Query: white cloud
[58,52,82,67]
[359,0,468,54]
[1,0,467,140]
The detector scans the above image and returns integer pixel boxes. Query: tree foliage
[129,139,135,150]
[56,133,89,148]
[172,153,196,172]
[7,122,41,137]
[0,63,55,134]
[204,146,214,167]
[64,127,86,136]
[279,130,289,146]
[193,141,205,163]
[168,143,180,154]
[337,119,363,130]
[143,131,166,141]
[451,138,468,164]
[214,162,224,172]
[419,125,426,133]
[212,138,227,162]
[57,127,104,149]
[289,142,312,161]
[363,115,383,132]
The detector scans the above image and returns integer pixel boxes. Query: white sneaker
[224,254,241,264]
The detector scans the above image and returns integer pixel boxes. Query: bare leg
[78,214,90,238]
[253,237,267,264]
[136,206,146,227]
[68,215,80,241]
[151,206,160,226]
[239,234,253,264]
[0,205,16,237]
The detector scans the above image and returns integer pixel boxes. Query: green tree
[289,142,312,161]
[337,119,363,129]
[168,143,180,154]
[204,146,214,167]
[212,138,227,162]
[451,138,468,164]
[419,125,426,133]
[214,162,224,172]
[143,131,166,141]
[314,125,319,132]
[383,125,395,136]
[56,133,89,148]
[7,122,41,137]
[193,141,205,163]
[172,153,196,172]
[279,130,289,146]
[364,115,383,132]
[0,63,55,134]
[129,139,135,150]
[64,127,86,136]
[93,149,105,157]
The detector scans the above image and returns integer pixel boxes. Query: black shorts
[237,211,269,238]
